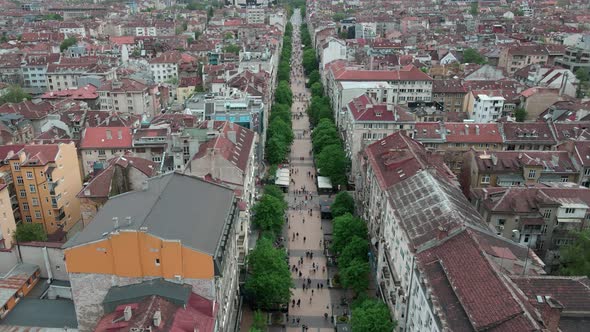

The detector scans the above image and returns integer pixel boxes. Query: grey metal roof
[64,172,235,255]
[102,278,191,313]
[0,298,77,328]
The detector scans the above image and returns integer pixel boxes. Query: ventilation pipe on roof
[42,246,53,284]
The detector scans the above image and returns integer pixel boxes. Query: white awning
[275,168,290,187]
[317,176,333,189]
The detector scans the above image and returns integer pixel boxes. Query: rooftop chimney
[124,306,132,321]
[437,226,448,240]
[464,124,469,135]
[491,154,498,166]
[106,129,112,140]
[153,310,162,327]
[475,125,480,135]
[542,297,563,332]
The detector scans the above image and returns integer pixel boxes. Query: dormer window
[376,112,382,117]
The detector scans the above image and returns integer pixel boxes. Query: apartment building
[247,7,265,24]
[471,183,590,272]
[341,94,415,176]
[185,121,257,264]
[97,78,156,117]
[0,183,17,248]
[77,155,158,226]
[431,79,466,113]
[79,127,133,175]
[355,132,547,330]
[21,53,61,93]
[499,45,550,74]
[149,51,194,84]
[64,173,241,332]
[461,150,579,196]
[9,143,83,235]
[555,47,590,74]
[46,63,117,91]
[463,90,505,122]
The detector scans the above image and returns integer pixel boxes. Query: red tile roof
[501,122,556,145]
[331,62,432,82]
[10,144,60,166]
[41,84,98,100]
[192,121,255,173]
[346,94,414,122]
[80,127,133,149]
[364,132,454,190]
[417,229,538,331]
[444,123,503,143]
[0,144,24,161]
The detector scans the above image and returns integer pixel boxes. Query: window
[22,203,29,211]
[32,198,39,206]
[565,208,575,214]
[98,150,106,156]
[498,219,506,225]
[13,162,20,171]
[585,168,590,176]
[152,156,162,162]
[19,190,26,197]
[34,211,41,219]
[528,169,536,178]
[561,176,569,182]
[155,258,160,266]
[29,184,36,193]
[481,175,490,184]
[26,171,33,179]
[16,176,23,184]
[85,150,91,155]
[543,209,551,219]
[25,216,32,223]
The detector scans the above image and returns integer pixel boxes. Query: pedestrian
[303,236,306,243]
[322,266,325,273]
[324,312,329,320]
[302,218,305,224]
[308,278,311,285]
[317,283,320,289]
[310,252,313,259]
[311,289,314,296]
[302,283,306,291]
[296,232,299,238]
[297,299,301,307]
[292,299,295,308]
[299,271,302,278]
[296,317,300,325]
[309,297,312,304]
[320,283,324,289]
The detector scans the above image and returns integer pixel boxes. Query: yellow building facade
[9,143,83,235]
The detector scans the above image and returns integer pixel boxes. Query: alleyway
[284,9,336,332]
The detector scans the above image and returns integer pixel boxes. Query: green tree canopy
[470,2,479,16]
[270,103,292,125]
[251,310,266,331]
[275,81,293,106]
[331,191,355,217]
[0,85,32,105]
[514,107,527,122]
[302,49,318,74]
[308,70,320,86]
[268,118,294,146]
[310,82,323,97]
[312,124,340,154]
[264,185,286,203]
[245,237,292,310]
[338,236,368,270]
[252,194,285,236]
[60,36,77,52]
[340,257,370,294]
[332,12,346,22]
[223,44,241,54]
[266,137,288,165]
[316,144,348,186]
[559,230,590,278]
[14,223,47,242]
[463,48,486,64]
[351,299,397,332]
[332,213,367,254]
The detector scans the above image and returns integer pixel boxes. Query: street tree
[252,194,285,236]
[264,185,286,205]
[310,82,323,97]
[351,299,397,332]
[332,213,367,254]
[266,137,287,165]
[340,257,370,294]
[330,191,355,217]
[245,237,292,310]
[316,144,348,186]
[338,236,368,270]
[308,70,321,86]
[302,49,318,74]
[275,81,293,106]
[268,118,294,146]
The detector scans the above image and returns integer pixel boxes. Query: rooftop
[64,172,236,255]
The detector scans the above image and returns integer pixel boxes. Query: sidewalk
[285,9,336,332]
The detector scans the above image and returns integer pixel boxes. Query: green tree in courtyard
[559,230,590,278]
[514,107,527,122]
[463,48,486,64]
[14,223,47,242]
[330,191,355,217]
[0,85,32,105]
[351,298,397,332]
[60,36,77,52]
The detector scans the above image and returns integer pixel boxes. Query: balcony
[55,209,66,222]
[49,181,58,195]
